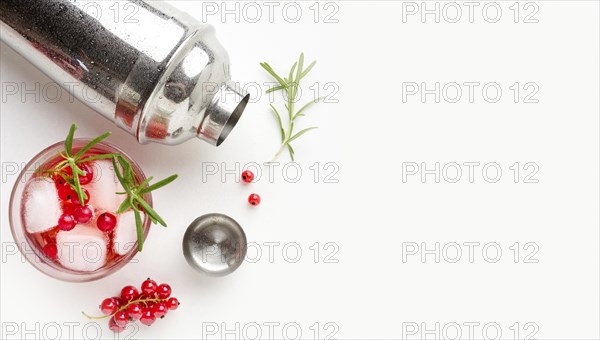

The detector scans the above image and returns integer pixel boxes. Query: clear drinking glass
[9,139,151,282]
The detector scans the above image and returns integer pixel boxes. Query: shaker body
[0,0,248,146]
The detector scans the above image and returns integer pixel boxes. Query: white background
[1,1,599,339]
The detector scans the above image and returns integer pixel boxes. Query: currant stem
[81,311,111,320]
[82,298,167,320]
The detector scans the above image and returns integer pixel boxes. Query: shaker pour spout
[197,82,250,146]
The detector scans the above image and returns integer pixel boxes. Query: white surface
[1,1,599,339]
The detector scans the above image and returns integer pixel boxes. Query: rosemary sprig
[47,124,117,205]
[112,155,178,251]
[260,53,323,162]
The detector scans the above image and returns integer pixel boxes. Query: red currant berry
[77,163,94,185]
[151,302,168,318]
[248,193,261,206]
[97,213,117,232]
[120,285,139,302]
[113,297,125,308]
[53,174,66,187]
[126,303,143,321]
[42,243,58,260]
[108,317,125,333]
[166,297,179,310]
[139,308,156,326]
[70,188,90,205]
[57,213,77,231]
[113,310,129,327]
[156,283,172,299]
[143,295,157,308]
[43,227,60,242]
[62,203,78,216]
[57,184,75,201]
[100,298,118,315]
[141,278,158,295]
[74,205,93,224]
[241,170,255,183]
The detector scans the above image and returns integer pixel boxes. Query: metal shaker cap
[182,213,247,277]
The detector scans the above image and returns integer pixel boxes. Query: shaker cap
[182,213,247,277]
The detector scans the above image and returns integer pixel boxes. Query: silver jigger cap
[182,213,247,277]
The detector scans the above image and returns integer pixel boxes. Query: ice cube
[87,160,123,213]
[56,224,108,272]
[24,178,63,234]
[113,210,144,255]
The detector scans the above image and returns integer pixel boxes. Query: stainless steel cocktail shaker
[0,0,249,146]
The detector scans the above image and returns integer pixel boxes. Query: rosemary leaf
[133,207,143,251]
[294,97,324,120]
[139,174,178,195]
[287,127,318,144]
[295,53,304,84]
[137,198,166,227]
[260,62,287,87]
[266,85,286,94]
[117,155,135,187]
[116,199,131,214]
[300,61,317,81]
[288,62,298,86]
[269,104,285,143]
[74,132,112,159]
[78,153,120,164]
[64,124,76,157]
[71,163,86,205]
[112,157,133,196]
[287,144,295,161]
[135,176,154,194]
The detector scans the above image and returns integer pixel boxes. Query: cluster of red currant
[55,165,116,228]
[241,170,261,206]
[88,279,179,333]
[43,165,118,259]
